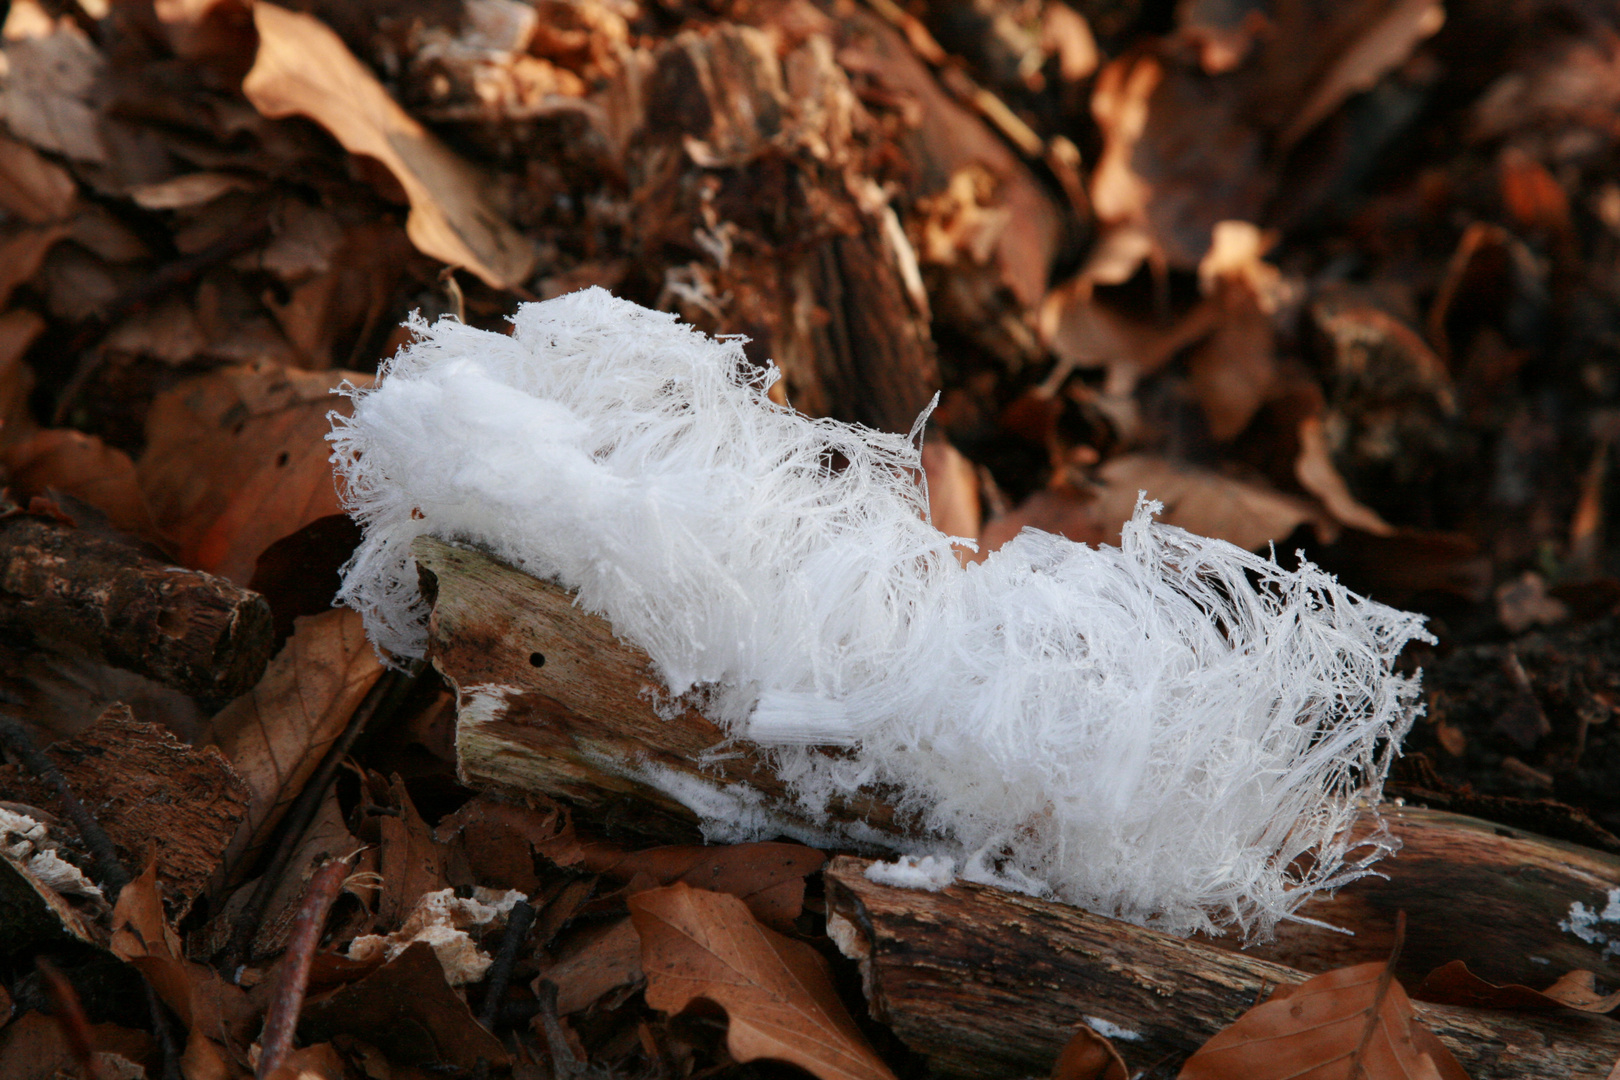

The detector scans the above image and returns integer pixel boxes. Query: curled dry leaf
[138,362,369,584]
[1414,960,1620,1014]
[242,2,535,290]
[1295,415,1395,537]
[204,608,383,885]
[629,883,897,1080]
[1178,961,1470,1080]
[110,862,256,1074]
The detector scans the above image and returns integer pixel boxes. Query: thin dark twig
[37,958,105,1080]
[143,980,183,1080]
[534,980,585,1080]
[255,856,353,1080]
[0,712,128,897]
[222,663,421,970]
[478,899,537,1030]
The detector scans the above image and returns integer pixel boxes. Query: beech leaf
[628,883,896,1080]
[1178,961,1470,1080]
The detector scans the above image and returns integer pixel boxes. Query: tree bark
[0,513,274,702]
[824,857,1620,1080]
[422,536,1620,990]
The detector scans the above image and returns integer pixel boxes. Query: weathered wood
[825,856,1620,1080]
[426,537,1620,986]
[0,513,273,702]
[0,703,250,917]
[418,536,912,847]
[626,21,941,435]
[1244,805,1620,989]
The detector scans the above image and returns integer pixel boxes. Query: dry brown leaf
[1089,54,1161,229]
[433,790,561,894]
[1279,0,1445,150]
[544,915,645,1014]
[584,842,826,931]
[375,773,448,927]
[127,171,256,211]
[1295,415,1395,537]
[922,439,982,554]
[137,362,369,583]
[0,16,108,164]
[0,131,75,223]
[206,787,361,960]
[629,883,897,1080]
[1051,1024,1127,1080]
[0,308,44,436]
[242,2,535,289]
[1178,961,1470,1080]
[111,862,257,1067]
[204,608,383,885]
[979,456,1316,557]
[0,429,162,542]
[1186,296,1277,442]
[299,941,509,1069]
[1414,960,1620,1014]
[0,223,68,310]
[0,1012,151,1080]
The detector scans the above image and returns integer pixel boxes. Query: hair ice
[330,287,1432,939]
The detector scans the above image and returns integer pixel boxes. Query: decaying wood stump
[0,513,274,702]
[824,857,1620,1080]
[422,538,1620,992]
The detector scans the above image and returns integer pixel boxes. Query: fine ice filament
[330,287,1432,939]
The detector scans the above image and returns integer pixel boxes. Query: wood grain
[825,856,1620,1080]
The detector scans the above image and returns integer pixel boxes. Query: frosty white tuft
[330,287,1432,939]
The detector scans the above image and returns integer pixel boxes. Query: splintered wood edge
[412,535,911,847]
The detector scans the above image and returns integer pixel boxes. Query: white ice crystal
[330,287,1433,939]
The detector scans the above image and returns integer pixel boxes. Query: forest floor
[0,0,1619,1077]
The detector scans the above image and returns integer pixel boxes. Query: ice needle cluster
[331,288,1433,939]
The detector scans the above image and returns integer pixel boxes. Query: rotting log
[0,513,273,702]
[422,537,1620,987]
[824,857,1620,1080]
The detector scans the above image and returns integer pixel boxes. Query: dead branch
[0,513,273,702]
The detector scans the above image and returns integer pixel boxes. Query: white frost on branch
[330,287,1433,939]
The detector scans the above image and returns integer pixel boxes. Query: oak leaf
[629,883,896,1080]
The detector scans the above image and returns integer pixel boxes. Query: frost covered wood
[332,287,1432,939]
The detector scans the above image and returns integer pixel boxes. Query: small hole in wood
[529,652,546,668]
